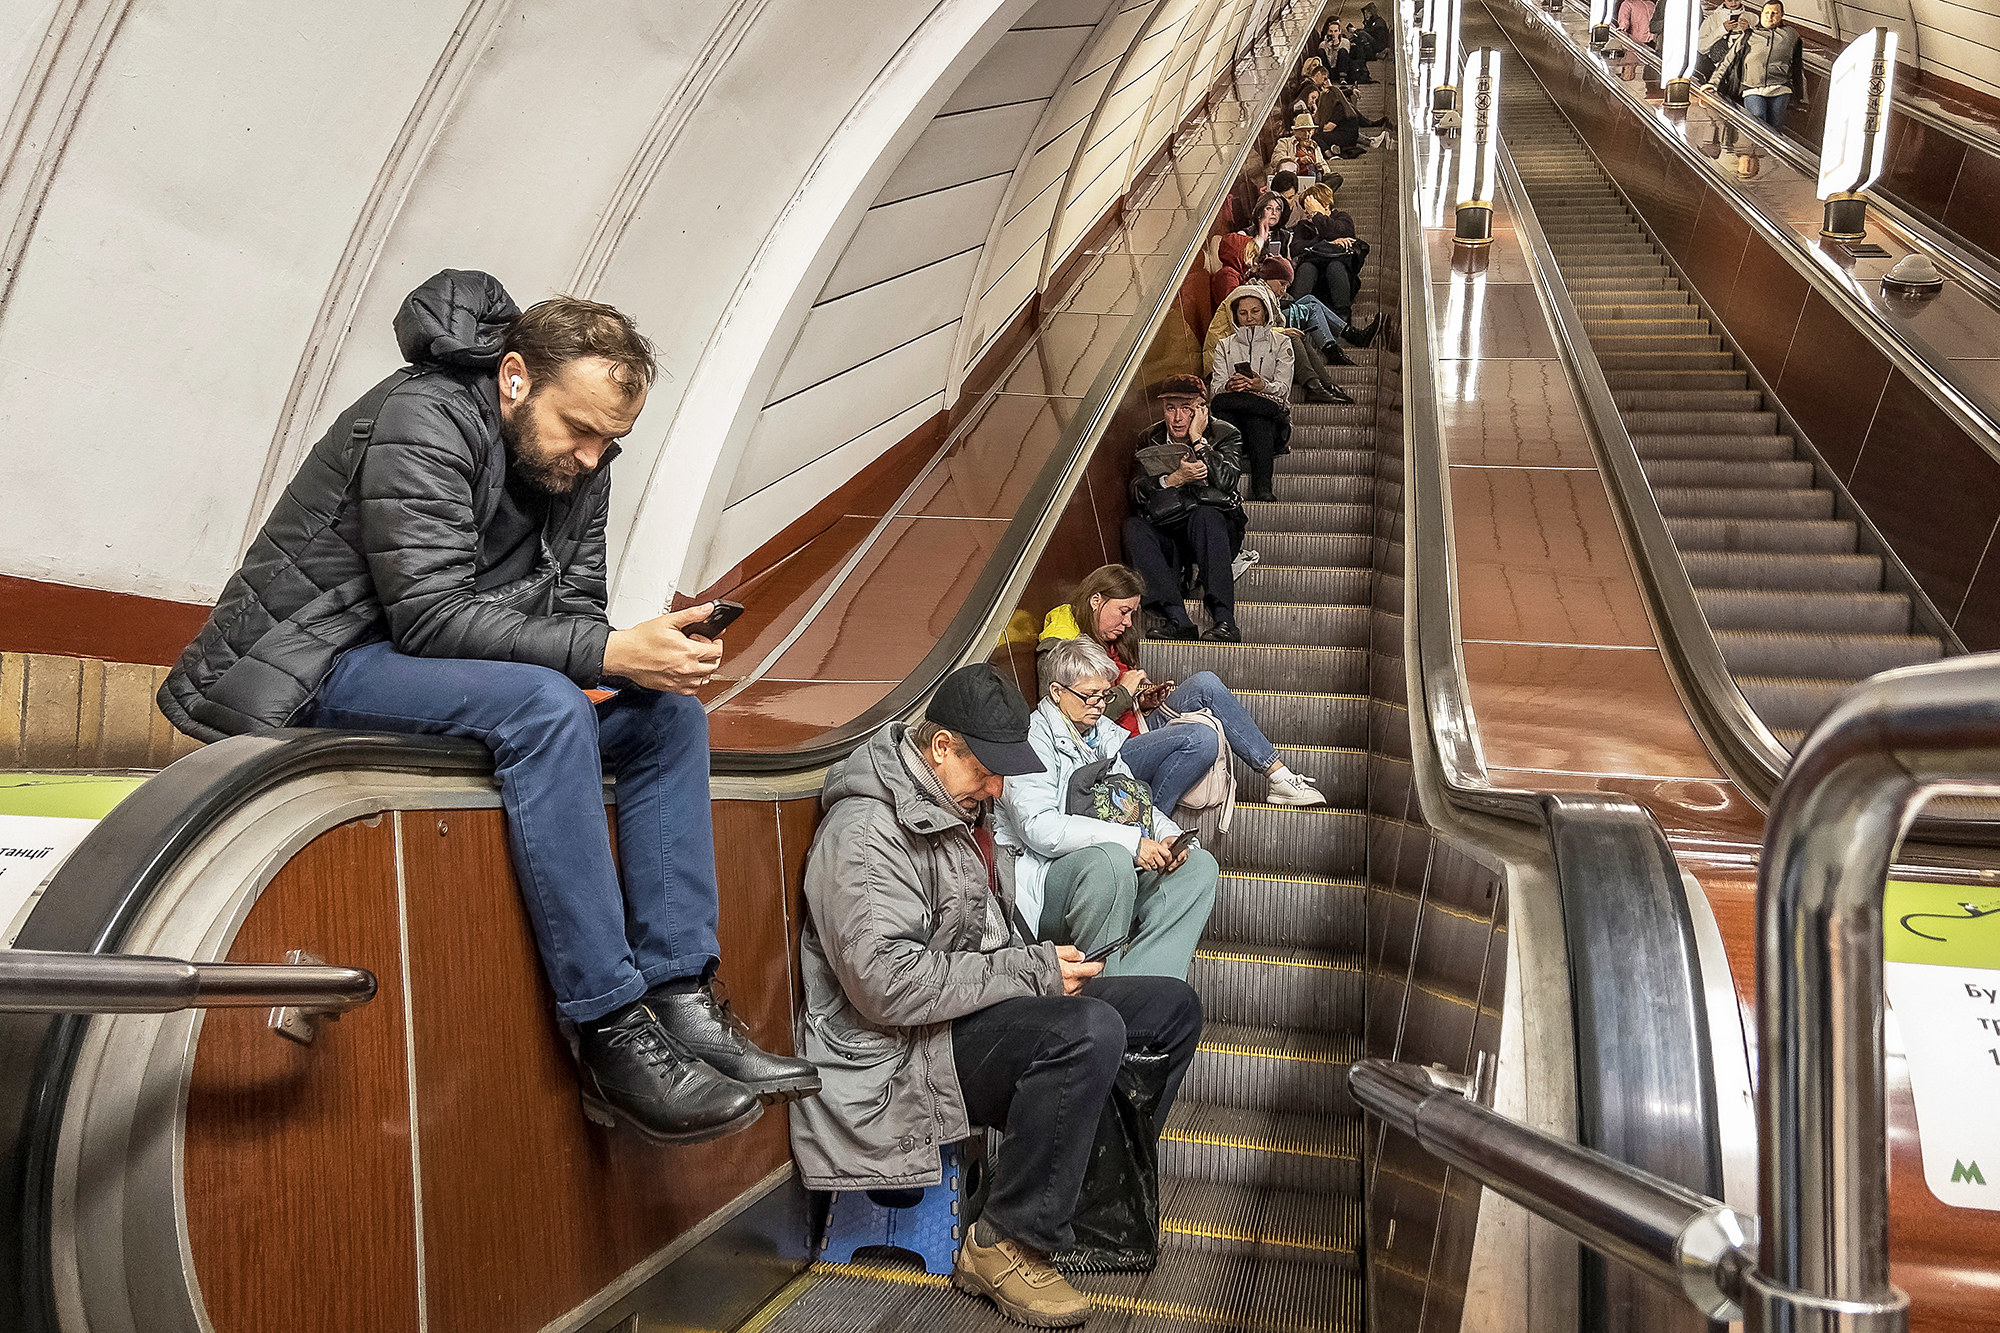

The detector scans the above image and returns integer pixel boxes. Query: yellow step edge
[1194,949,1360,971]
[1196,1039,1351,1066]
[1161,1126,1354,1160]
[807,1261,1341,1333]
[1159,1217,1354,1254]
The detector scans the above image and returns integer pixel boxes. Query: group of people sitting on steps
[155,17,1361,1326]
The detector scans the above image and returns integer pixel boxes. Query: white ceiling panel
[769,249,983,402]
[1909,0,2000,54]
[1023,0,1120,26]
[880,98,1050,202]
[941,24,1097,112]
[732,323,959,502]
[823,173,1016,301]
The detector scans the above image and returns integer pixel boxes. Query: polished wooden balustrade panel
[183,816,421,1333]
[181,796,806,1333]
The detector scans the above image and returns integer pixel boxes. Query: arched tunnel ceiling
[0,0,1274,622]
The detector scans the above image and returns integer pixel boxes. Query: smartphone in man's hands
[688,600,745,639]
[1082,931,1136,964]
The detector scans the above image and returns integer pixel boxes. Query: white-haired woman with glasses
[994,637,1219,981]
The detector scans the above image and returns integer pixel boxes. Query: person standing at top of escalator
[159,269,818,1147]
[1696,1,1800,129]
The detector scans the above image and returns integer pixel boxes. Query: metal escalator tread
[1498,76,1940,745]
[741,62,1382,1333]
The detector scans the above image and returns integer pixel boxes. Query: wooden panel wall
[181,794,813,1333]
[184,816,421,1333]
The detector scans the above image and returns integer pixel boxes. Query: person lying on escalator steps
[792,664,1202,1329]
[159,269,817,1148]
[1040,560,1328,807]
[996,638,1221,982]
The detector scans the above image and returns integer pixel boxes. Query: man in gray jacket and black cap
[792,663,1202,1328]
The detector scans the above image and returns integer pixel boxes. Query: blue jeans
[1120,722,1219,813]
[313,641,720,1023]
[1284,294,1346,345]
[1145,671,1279,772]
[1742,92,1789,129]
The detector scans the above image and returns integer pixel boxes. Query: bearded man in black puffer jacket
[162,269,817,1144]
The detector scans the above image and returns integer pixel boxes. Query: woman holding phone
[995,636,1220,980]
[1039,564,1327,806]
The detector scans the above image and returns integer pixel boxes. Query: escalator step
[1736,675,1860,731]
[1229,744,1368,805]
[1696,587,1910,633]
[1207,872,1366,951]
[1140,641,1368,693]
[1714,629,1941,677]
[1243,501,1374,535]
[1276,447,1375,473]
[1189,943,1364,1030]
[1238,531,1373,568]
[1653,487,1832,520]
[1231,564,1374,605]
[1160,1178,1361,1269]
[1633,432,1796,460]
[1160,1103,1364,1194]
[1180,602,1372,646]
[1226,689,1372,748]
[1184,1021,1362,1116]
[1681,550,1883,591]
[1667,516,1857,554]
[1615,389,1764,412]
[1624,409,1778,434]
[1270,473,1374,503]
[1215,803,1367,877]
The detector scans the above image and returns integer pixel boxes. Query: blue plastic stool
[818,1140,966,1273]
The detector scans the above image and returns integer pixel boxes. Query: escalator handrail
[1499,0,2000,470]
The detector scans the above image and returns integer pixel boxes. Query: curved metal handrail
[1494,0,2000,470]
[0,949,375,1015]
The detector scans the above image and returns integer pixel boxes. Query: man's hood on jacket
[394,269,521,371]
[1220,283,1282,331]
[822,722,964,836]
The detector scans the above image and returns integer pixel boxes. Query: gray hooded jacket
[790,722,1064,1190]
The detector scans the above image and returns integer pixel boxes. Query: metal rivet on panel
[437,820,449,836]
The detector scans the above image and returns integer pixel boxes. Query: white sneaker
[1267,768,1327,807]
[1232,548,1261,579]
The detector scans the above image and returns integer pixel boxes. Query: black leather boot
[649,982,822,1104]
[576,1002,762,1143]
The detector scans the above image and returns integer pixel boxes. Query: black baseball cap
[925,665,1045,777]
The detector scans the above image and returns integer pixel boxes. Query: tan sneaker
[952,1223,1091,1327]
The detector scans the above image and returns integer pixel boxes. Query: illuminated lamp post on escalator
[1430,0,1464,128]
[1589,0,1613,50]
[1454,50,1503,247]
[1818,27,1898,243]
[1658,0,1700,109]
[1418,0,1438,61]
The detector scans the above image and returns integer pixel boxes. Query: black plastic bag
[1051,1047,1173,1272]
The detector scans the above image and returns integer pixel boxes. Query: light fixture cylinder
[1455,49,1502,246]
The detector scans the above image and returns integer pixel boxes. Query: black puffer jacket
[160,270,616,742]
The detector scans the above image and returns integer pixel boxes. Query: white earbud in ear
[508,375,523,398]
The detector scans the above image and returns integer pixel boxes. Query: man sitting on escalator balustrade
[793,664,1202,1329]
[159,268,818,1148]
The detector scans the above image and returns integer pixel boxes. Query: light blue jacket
[995,698,1182,932]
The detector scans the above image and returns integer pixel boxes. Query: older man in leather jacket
[161,269,816,1146]
[1125,373,1251,643]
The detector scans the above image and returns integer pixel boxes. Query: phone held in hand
[1233,361,1253,377]
[1082,931,1136,964]
[1164,829,1199,862]
[690,600,745,639]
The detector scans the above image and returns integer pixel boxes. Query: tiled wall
[1495,1,2000,654]
[1360,130,1513,1333]
[1,652,201,769]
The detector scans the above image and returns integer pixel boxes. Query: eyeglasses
[1055,682,1115,707]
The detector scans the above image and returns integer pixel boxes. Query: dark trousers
[953,976,1202,1254]
[1211,392,1292,494]
[1293,257,1355,318]
[314,641,720,1023]
[1125,506,1238,627]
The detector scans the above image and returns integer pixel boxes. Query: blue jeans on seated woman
[1742,92,1789,129]
[1146,671,1279,773]
[1120,722,1219,813]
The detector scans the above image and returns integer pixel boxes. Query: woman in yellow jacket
[1039,565,1326,806]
